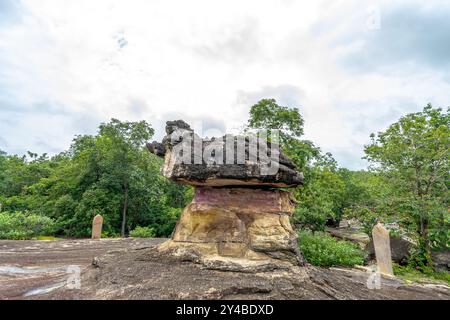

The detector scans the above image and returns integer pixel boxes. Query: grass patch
[298,230,366,267]
[393,264,450,286]
[34,236,62,241]
[129,226,155,238]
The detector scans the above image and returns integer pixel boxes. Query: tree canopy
[0,119,191,238]
[364,105,449,266]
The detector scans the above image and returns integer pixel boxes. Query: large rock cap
[147,120,303,188]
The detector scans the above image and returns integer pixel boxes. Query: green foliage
[247,99,346,232]
[364,104,449,260]
[247,100,448,273]
[407,245,434,273]
[343,206,379,237]
[293,165,346,231]
[393,264,450,286]
[129,226,156,238]
[298,230,366,267]
[0,211,55,239]
[150,207,182,237]
[429,225,450,252]
[294,207,328,232]
[247,98,304,142]
[0,119,192,239]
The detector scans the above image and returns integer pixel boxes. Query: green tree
[364,104,449,265]
[97,119,155,237]
[340,170,394,236]
[247,98,304,141]
[0,119,191,239]
[246,99,345,231]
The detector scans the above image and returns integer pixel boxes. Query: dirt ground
[0,239,449,300]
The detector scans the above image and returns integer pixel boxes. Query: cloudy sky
[0,0,449,169]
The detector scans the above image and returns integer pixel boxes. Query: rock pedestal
[148,120,305,270]
[162,188,302,266]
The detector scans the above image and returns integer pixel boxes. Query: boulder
[366,236,415,264]
[338,219,362,230]
[432,251,450,272]
[326,227,370,249]
[147,120,303,188]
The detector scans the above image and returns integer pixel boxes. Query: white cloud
[0,0,449,169]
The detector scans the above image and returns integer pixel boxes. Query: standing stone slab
[92,214,103,240]
[372,223,393,276]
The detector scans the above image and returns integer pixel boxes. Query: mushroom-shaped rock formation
[147,120,304,188]
[147,120,305,271]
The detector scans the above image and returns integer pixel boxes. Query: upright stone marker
[372,222,393,276]
[92,214,103,240]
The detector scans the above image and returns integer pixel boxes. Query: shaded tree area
[364,104,449,268]
[0,119,191,238]
[246,99,348,231]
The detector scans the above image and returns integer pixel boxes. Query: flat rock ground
[0,239,449,300]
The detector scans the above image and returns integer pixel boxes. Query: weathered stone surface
[372,223,394,276]
[432,251,450,272]
[160,188,304,268]
[91,215,103,240]
[338,218,362,229]
[326,227,370,249]
[366,235,414,264]
[147,120,303,188]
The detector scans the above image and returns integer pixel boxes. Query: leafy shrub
[298,230,366,267]
[152,207,181,237]
[293,207,328,232]
[429,227,449,252]
[407,243,434,273]
[100,230,120,238]
[0,211,55,239]
[129,226,155,238]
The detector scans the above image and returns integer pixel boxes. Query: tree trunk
[420,217,430,252]
[121,185,129,238]
[416,215,432,267]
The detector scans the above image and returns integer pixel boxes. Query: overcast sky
[1,0,449,169]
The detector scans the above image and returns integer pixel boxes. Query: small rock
[432,251,450,272]
[91,257,101,268]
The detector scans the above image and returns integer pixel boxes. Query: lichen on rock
[147,120,303,188]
